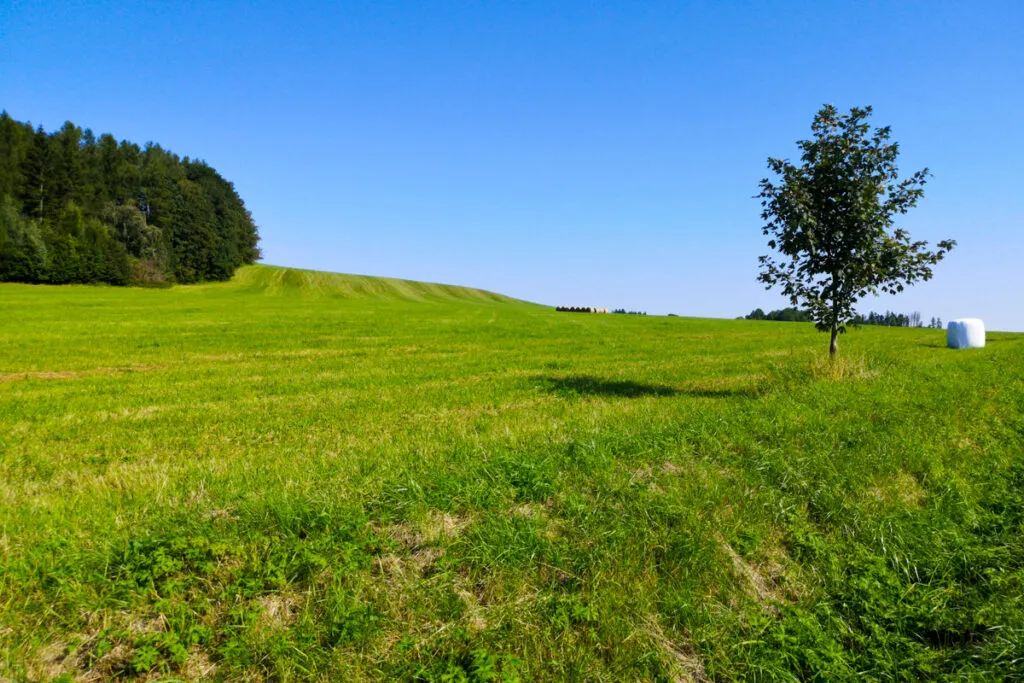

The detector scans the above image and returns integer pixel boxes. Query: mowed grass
[1,264,1022,681]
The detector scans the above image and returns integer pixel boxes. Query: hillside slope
[225,264,528,304]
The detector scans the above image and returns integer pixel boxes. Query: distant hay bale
[947,318,985,349]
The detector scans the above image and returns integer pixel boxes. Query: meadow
[1,264,1022,681]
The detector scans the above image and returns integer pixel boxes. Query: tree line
[745,307,944,329]
[744,307,812,322]
[850,311,945,328]
[0,112,260,286]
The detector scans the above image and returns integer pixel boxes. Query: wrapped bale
[947,318,985,349]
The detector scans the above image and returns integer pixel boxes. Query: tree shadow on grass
[920,334,1021,348]
[541,375,758,399]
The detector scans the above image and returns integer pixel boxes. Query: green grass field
[2,264,1022,681]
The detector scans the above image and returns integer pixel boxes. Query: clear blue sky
[3,1,1022,329]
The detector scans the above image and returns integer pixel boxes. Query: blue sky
[2,1,1022,329]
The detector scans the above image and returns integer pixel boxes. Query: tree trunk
[829,323,839,357]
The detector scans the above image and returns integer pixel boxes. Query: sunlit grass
[1,265,1022,680]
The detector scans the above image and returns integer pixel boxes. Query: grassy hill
[1,268,1022,681]
[226,264,525,303]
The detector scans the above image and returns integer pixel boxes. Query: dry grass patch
[23,613,174,682]
[0,365,162,383]
[719,537,799,610]
[642,616,708,683]
[867,470,926,508]
[662,461,685,475]
[23,639,75,682]
[182,648,218,681]
[809,353,879,381]
[255,592,304,630]
[510,502,548,520]
[455,586,489,633]
[418,510,472,544]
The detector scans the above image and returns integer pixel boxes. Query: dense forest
[0,112,260,285]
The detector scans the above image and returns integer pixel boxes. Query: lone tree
[757,105,955,356]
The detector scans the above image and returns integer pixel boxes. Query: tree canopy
[0,112,260,285]
[756,105,955,356]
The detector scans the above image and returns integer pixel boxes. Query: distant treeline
[745,307,944,328]
[556,306,609,313]
[744,307,813,322]
[612,309,647,316]
[0,112,260,286]
[852,311,944,328]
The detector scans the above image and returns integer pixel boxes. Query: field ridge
[224,264,528,304]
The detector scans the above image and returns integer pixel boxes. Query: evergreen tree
[50,121,84,215]
[0,113,260,285]
[20,127,51,219]
[0,112,33,200]
[0,196,47,282]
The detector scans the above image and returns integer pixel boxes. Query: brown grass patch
[719,539,797,609]
[661,461,685,475]
[643,616,708,682]
[455,586,489,632]
[183,648,218,680]
[256,592,303,629]
[25,639,74,681]
[375,510,471,552]
[0,365,162,383]
[22,613,178,682]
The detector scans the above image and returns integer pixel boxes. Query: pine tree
[20,127,51,219]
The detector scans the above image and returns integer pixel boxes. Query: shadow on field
[921,334,1021,349]
[542,375,751,399]
[544,375,675,397]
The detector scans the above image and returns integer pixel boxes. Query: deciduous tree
[757,105,955,356]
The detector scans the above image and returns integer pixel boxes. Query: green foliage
[0,111,259,286]
[0,196,47,281]
[0,267,1021,680]
[745,306,812,322]
[757,105,956,354]
[86,628,189,676]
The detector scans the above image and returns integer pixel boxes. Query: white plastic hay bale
[947,318,985,349]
